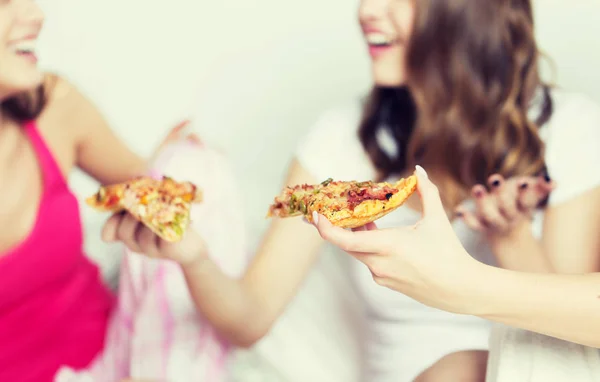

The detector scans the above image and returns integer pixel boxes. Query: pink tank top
[0,121,114,381]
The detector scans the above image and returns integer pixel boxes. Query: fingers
[313,212,390,254]
[102,212,157,255]
[137,226,161,257]
[101,212,124,242]
[351,222,378,232]
[472,184,509,231]
[117,213,145,253]
[488,175,518,220]
[457,173,557,234]
[455,209,484,232]
[414,165,446,217]
[517,176,554,211]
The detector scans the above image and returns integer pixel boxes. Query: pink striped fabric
[56,139,248,381]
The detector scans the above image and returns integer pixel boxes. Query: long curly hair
[359,0,552,207]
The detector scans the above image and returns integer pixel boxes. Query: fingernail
[312,211,319,225]
[415,165,428,179]
[491,180,501,187]
[474,190,483,198]
[519,182,529,190]
[455,211,463,217]
[544,174,551,182]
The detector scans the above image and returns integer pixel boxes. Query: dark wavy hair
[359,0,552,207]
[1,84,47,122]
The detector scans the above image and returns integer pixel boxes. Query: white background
[35,0,600,380]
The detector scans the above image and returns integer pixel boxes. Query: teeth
[365,33,394,46]
[13,40,37,54]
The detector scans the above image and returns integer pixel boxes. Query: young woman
[106,0,600,380]
[0,1,190,380]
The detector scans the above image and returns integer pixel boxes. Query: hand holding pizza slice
[87,176,203,242]
[268,175,417,228]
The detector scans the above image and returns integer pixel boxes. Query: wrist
[450,258,498,315]
[488,219,533,246]
[179,250,210,271]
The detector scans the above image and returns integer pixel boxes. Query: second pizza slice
[268,175,417,228]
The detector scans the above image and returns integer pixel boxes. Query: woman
[311,165,600,380]
[0,1,189,380]
[105,0,600,380]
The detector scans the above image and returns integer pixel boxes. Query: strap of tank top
[23,120,66,188]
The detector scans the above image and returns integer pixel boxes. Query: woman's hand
[101,212,208,267]
[149,119,202,162]
[455,174,554,238]
[310,166,482,314]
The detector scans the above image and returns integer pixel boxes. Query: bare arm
[490,186,600,274]
[182,159,325,347]
[468,263,600,347]
[44,74,147,184]
[543,187,600,273]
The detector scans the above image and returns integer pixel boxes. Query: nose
[19,0,45,27]
[359,0,391,22]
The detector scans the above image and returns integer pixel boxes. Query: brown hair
[359,0,552,207]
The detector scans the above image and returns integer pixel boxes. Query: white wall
[36,0,600,248]
[35,0,600,380]
[535,0,600,101]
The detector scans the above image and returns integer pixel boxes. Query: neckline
[0,123,50,261]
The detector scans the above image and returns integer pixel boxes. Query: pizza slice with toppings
[86,176,203,242]
[268,175,417,228]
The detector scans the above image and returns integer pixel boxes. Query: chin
[372,69,405,88]
[0,72,44,97]
[373,76,405,87]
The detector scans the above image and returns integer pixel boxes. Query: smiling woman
[0,1,169,381]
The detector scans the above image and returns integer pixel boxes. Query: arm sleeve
[543,92,600,206]
[295,103,376,182]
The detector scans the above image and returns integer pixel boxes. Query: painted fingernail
[455,211,464,217]
[544,174,551,182]
[415,165,428,179]
[312,211,319,225]
[519,182,529,190]
[491,179,501,187]
[474,190,484,198]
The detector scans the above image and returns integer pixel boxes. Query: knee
[414,350,489,382]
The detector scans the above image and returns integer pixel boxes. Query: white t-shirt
[295,88,600,382]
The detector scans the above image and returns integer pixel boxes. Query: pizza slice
[86,176,203,242]
[268,175,417,228]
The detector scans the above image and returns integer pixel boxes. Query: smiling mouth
[365,33,397,47]
[11,40,37,56]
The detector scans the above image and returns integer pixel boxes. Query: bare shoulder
[37,73,96,138]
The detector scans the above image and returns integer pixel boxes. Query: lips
[365,32,396,47]
[12,39,37,55]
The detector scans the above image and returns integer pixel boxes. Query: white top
[295,89,600,382]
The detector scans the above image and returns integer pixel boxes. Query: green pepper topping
[321,178,333,186]
[290,194,298,210]
[298,200,307,214]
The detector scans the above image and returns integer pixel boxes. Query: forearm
[466,263,600,347]
[181,220,322,347]
[182,258,264,347]
[489,225,553,273]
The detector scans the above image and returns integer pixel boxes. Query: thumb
[414,165,445,217]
